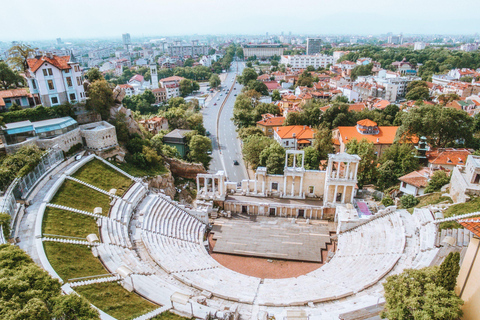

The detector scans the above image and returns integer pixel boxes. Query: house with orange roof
[371,99,390,110]
[398,167,432,196]
[333,119,407,158]
[116,84,135,97]
[279,94,301,113]
[256,114,285,137]
[348,102,367,112]
[138,116,168,135]
[26,52,85,107]
[273,125,314,150]
[427,148,473,170]
[0,89,35,111]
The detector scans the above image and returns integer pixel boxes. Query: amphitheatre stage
[211,216,334,262]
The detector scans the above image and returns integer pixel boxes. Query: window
[31,80,37,89]
[69,93,76,101]
[308,186,314,194]
[45,68,53,76]
[43,69,48,76]
[402,182,407,188]
[285,141,289,146]
[51,97,59,105]
[76,77,81,86]
[271,182,278,191]
[66,77,72,87]
[64,69,70,73]
[47,80,54,90]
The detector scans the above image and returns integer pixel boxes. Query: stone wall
[165,157,206,180]
[36,128,82,152]
[147,172,176,199]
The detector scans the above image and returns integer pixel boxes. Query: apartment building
[280,54,334,70]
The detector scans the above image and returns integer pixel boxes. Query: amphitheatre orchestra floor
[211,216,334,262]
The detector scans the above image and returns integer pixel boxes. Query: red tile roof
[129,74,144,83]
[349,103,367,112]
[398,167,431,188]
[256,116,285,127]
[372,100,390,110]
[336,126,400,145]
[274,125,314,140]
[0,89,32,107]
[159,76,185,82]
[426,148,472,166]
[357,119,377,127]
[458,218,480,237]
[27,55,72,73]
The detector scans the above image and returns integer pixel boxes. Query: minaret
[150,64,158,89]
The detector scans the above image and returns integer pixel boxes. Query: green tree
[424,170,450,193]
[313,125,334,161]
[209,74,221,88]
[296,70,313,87]
[52,294,100,320]
[236,47,244,60]
[242,135,275,169]
[184,58,195,67]
[303,146,321,170]
[86,80,115,120]
[85,68,104,82]
[246,80,268,96]
[437,252,461,292]
[188,135,212,168]
[377,144,419,190]
[406,86,430,101]
[0,213,11,240]
[400,194,419,208]
[0,62,25,90]
[382,267,463,320]
[238,68,258,85]
[179,79,199,97]
[345,138,377,187]
[238,127,264,140]
[7,44,35,71]
[350,63,373,81]
[259,142,285,174]
[272,89,281,101]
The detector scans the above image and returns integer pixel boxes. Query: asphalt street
[201,61,248,183]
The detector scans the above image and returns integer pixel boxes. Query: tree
[296,70,313,87]
[313,125,334,161]
[303,146,321,170]
[272,89,281,101]
[259,142,285,174]
[382,267,463,320]
[377,143,419,190]
[345,138,377,187]
[406,86,430,101]
[85,68,104,82]
[179,79,199,97]
[209,74,221,88]
[86,80,115,120]
[424,170,450,193]
[236,47,244,60]
[242,135,275,169]
[0,213,11,240]
[7,44,35,72]
[0,62,25,90]
[184,58,195,67]
[350,63,373,80]
[246,80,268,96]
[400,194,419,208]
[238,68,258,85]
[52,294,100,320]
[188,135,212,168]
[437,252,461,292]
[238,127,264,140]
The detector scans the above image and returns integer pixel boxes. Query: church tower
[150,64,158,89]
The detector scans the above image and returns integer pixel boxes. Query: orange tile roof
[398,167,431,188]
[372,100,390,110]
[348,103,367,112]
[27,55,71,73]
[256,116,285,127]
[0,89,31,107]
[458,218,480,237]
[426,148,472,166]
[159,76,185,82]
[274,125,314,140]
[357,119,377,127]
[337,126,399,145]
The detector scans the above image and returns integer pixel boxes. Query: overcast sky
[2,0,480,41]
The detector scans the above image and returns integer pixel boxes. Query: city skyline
[2,0,480,41]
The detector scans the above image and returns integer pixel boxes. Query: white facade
[414,42,426,51]
[26,53,86,107]
[399,181,425,197]
[281,54,334,70]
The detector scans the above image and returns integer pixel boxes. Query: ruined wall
[147,172,176,199]
[165,157,207,180]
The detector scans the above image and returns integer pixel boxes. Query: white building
[414,42,426,51]
[26,53,86,107]
[280,54,335,70]
[460,43,479,52]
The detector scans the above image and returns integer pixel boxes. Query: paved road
[202,61,247,183]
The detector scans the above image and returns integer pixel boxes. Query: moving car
[214,103,217,105]
[233,160,239,165]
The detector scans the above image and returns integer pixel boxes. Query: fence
[14,148,64,200]
[0,177,18,217]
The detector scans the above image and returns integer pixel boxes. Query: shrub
[425,170,450,193]
[66,143,83,157]
[381,197,394,207]
[0,213,11,239]
[400,194,419,208]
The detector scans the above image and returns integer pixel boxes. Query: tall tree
[377,143,419,190]
[188,135,212,168]
[259,142,285,174]
[242,135,275,169]
[345,138,377,187]
[238,68,258,85]
[209,74,221,88]
[7,44,35,72]
[437,252,461,292]
[86,80,115,120]
[85,68,104,82]
[313,125,334,160]
[0,62,25,89]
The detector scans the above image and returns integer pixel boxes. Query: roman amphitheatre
[15,153,456,320]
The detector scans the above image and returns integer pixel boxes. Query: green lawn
[73,159,133,195]
[439,197,480,230]
[407,193,453,213]
[76,282,159,320]
[110,161,168,178]
[151,311,192,320]
[42,207,99,238]
[44,242,107,281]
[51,180,111,214]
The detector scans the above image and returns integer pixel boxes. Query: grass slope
[44,242,107,281]
[440,197,480,230]
[73,159,133,195]
[151,311,192,320]
[76,282,158,320]
[42,207,99,238]
[51,180,111,214]
[110,161,168,178]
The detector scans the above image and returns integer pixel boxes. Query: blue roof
[5,125,35,135]
[34,117,77,134]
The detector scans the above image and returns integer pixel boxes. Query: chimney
[376,138,379,143]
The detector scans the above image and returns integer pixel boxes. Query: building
[391,58,416,75]
[398,167,431,196]
[150,64,158,89]
[0,117,118,154]
[414,42,426,50]
[460,43,479,52]
[256,114,285,137]
[333,119,405,158]
[306,38,322,55]
[449,155,480,203]
[387,34,403,45]
[152,87,167,103]
[122,33,131,50]
[426,148,473,171]
[116,84,134,97]
[25,53,86,107]
[0,89,36,111]
[168,40,209,57]
[273,125,315,150]
[242,44,285,59]
[280,54,334,70]
[163,129,194,157]
[139,116,168,135]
